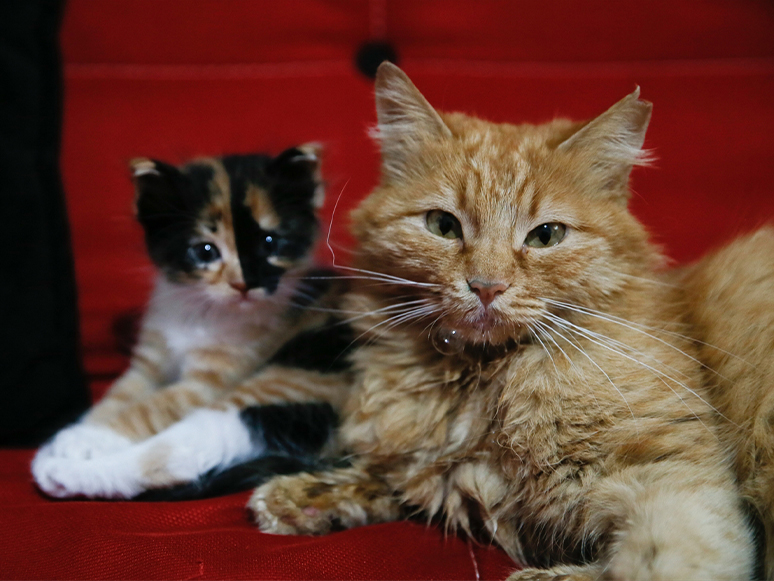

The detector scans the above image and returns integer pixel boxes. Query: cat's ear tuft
[129,158,185,219]
[373,62,451,183]
[269,144,325,208]
[129,158,161,178]
[558,87,653,197]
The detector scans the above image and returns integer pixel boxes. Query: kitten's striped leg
[100,347,262,440]
[86,329,171,425]
[33,328,171,466]
[217,365,353,411]
[248,465,401,535]
[35,365,164,464]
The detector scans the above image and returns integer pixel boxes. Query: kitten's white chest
[145,277,274,359]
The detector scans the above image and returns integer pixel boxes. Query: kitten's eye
[188,242,221,263]
[426,210,463,240]
[259,234,277,256]
[524,223,567,248]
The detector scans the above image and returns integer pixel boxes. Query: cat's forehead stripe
[186,158,235,230]
[455,149,530,220]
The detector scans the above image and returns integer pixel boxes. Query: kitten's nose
[229,282,248,295]
[468,279,508,308]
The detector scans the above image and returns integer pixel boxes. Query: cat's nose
[468,279,508,308]
[229,282,248,295]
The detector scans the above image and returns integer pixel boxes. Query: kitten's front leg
[34,364,162,465]
[33,407,258,498]
[35,328,171,466]
[102,346,260,440]
[249,466,401,535]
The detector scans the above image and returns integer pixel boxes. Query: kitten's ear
[558,88,653,197]
[129,157,187,220]
[268,143,325,208]
[373,62,452,183]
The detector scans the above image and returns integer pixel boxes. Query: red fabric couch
[3,1,774,578]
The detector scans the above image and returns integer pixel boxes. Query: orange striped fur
[249,64,757,580]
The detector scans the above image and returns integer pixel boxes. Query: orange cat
[248,63,757,580]
[682,227,774,579]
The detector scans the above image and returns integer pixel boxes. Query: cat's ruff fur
[33,149,352,499]
[248,63,756,580]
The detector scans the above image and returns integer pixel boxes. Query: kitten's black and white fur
[32,146,352,499]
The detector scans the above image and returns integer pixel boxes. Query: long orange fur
[249,63,763,580]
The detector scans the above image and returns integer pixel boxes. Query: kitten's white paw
[32,409,258,499]
[36,423,132,460]
[31,453,142,499]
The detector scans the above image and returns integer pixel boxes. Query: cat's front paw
[36,423,132,460]
[31,453,142,499]
[248,473,369,536]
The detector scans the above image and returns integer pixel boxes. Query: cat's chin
[431,315,527,353]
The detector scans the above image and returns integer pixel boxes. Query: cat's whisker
[541,297,752,371]
[533,321,604,412]
[540,310,740,429]
[541,311,695,384]
[531,319,578,372]
[527,322,560,377]
[545,314,711,431]
[538,314,637,422]
[543,312,737,430]
[334,264,441,288]
[379,305,442,335]
[337,299,436,327]
[351,304,442,348]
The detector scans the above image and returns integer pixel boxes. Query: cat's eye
[258,234,277,256]
[426,210,463,240]
[524,223,567,248]
[188,242,221,263]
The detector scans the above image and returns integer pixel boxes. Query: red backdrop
[2,1,773,579]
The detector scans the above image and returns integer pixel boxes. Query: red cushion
[3,1,773,579]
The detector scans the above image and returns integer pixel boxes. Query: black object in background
[0,0,90,445]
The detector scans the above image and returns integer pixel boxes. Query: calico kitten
[247,64,755,580]
[32,146,353,499]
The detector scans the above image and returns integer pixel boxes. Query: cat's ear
[129,158,187,221]
[373,62,452,183]
[268,143,325,208]
[558,88,653,197]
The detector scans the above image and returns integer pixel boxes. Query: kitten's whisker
[324,179,350,270]
[323,181,438,290]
